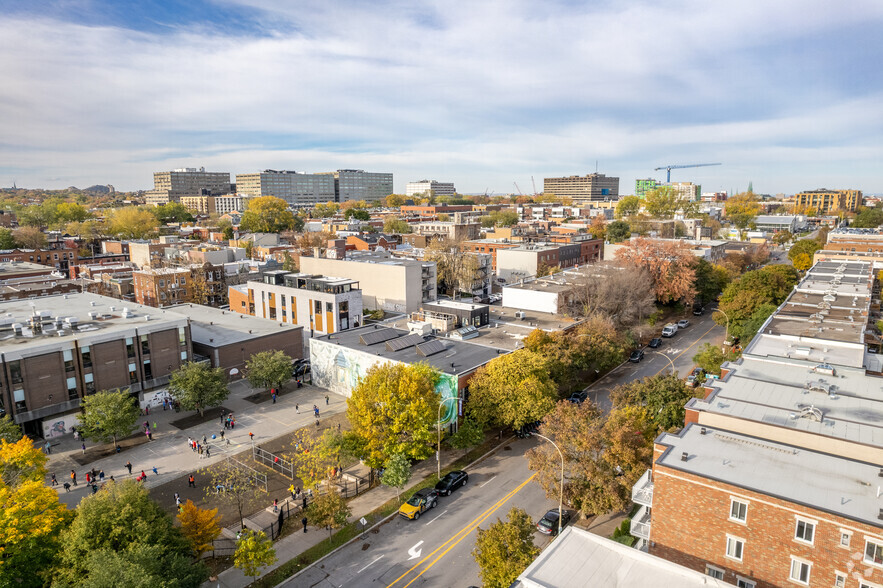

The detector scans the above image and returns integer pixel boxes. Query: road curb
[273,434,518,587]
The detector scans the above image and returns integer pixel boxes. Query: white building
[406,180,456,197]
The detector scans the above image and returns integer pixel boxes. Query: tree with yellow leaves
[290,428,340,491]
[177,499,222,558]
[106,206,160,239]
[234,529,276,583]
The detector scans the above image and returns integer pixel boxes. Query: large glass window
[795,519,815,544]
[178,327,186,346]
[865,539,883,566]
[8,360,22,384]
[126,337,136,358]
[789,558,811,584]
[80,346,92,369]
[141,335,149,355]
[13,388,26,411]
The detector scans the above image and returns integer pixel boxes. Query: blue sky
[2,0,883,194]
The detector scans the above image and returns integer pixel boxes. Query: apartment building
[133,264,227,308]
[235,170,336,206]
[636,178,661,198]
[412,221,480,242]
[795,189,862,213]
[345,234,400,252]
[669,181,701,201]
[145,167,232,205]
[318,169,393,202]
[180,195,218,214]
[299,252,436,312]
[460,239,518,271]
[405,180,456,197]
[127,242,166,269]
[496,243,584,281]
[229,271,361,335]
[632,260,883,587]
[543,173,619,203]
[0,247,79,278]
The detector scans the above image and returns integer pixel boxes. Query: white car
[677,319,690,329]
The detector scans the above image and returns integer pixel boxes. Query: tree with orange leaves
[177,500,222,558]
[615,237,697,305]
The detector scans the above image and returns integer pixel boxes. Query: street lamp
[653,351,676,375]
[533,433,565,535]
[437,396,459,481]
[713,308,731,350]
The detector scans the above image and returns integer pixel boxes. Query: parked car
[398,488,439,520]
[435,470,468,496]
[686,374,699,388]
[536,508,572,536]
[692,306,704,316]
[662,323,678,337]
[629,349,645,363]
[648,338,662,348]
[568,391,588,404]
[677,319,690,329]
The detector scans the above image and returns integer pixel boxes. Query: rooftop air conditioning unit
[514,311,526,319]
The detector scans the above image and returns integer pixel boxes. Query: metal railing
[631,469,654,507]
[253,446,294,479]
[630,505,652,540]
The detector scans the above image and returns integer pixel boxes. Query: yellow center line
[387,473,537,588]
[653,322,722,377]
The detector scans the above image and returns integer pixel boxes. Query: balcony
[631,505,652,541]
[631,469,654,507]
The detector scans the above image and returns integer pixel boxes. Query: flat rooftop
[0,261,57,277]
[513,526,730,588]
[423,299,487,312]
[657,423,883,528]
[168,303,301,347]
[0,293,187,356]
[311,325,505,375]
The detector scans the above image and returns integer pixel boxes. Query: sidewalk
[208,445,481,588]
[46,379,345,508]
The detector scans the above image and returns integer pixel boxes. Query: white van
[661,323,678,337]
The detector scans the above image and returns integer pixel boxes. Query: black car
[692,306,704,316]
[568,391,588,404]
[629,349,645,363]
[435,470,468,496]
[536,508,572,536]
[648,338,662,348]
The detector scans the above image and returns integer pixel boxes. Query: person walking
[249,432,254,442]
[295,403,299,413]
[85,472,91,485]
[202,435,207,445]
[273,498,278,513]
[44,441,51,454]
[125,461,133,475]
[152,466,159,476]
[187,437,193,450]
[325,395,329,405]
[140,470,146,481]
[205,446,211,458]
[302,495,307,510]
[63,482,71,492]
[271,389,276,404]
[99,470,105,481]
[50,473,57,486]
[188,474,195,488]
[81,442,86,454]
[220,430,225,441]
[70,470,77,486]
[302,516,308,533]
[289,484,296,500]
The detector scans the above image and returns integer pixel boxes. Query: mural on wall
[42,412,81,438]
[310,338,459,426]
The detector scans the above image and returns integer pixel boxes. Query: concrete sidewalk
[46,379,345,508]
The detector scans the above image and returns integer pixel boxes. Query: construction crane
[513,182,523,196]
[531,176,538,197]
[654,163,721,183]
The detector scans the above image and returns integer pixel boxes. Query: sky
[1,0,883,195]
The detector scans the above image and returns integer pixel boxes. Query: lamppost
[437,396,459,481]
[534,433,564,535]
[653,351,676,375]
[713,308,731,350]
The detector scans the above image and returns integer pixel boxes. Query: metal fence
[230,457,268,492]
[252,446,294,479]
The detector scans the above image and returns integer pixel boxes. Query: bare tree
[425,237,480,300]
[566,263,656,328]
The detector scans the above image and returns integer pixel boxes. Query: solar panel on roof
[359,328,399,346]
[386,333,425,352]
[416,340,446,357]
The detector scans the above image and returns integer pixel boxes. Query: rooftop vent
[700,427,707,435]
[680,452,688,462]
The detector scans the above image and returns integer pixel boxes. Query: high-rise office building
[543,173,619,203]
[145,167,232,205]
[406,180,456,197]
[318,170,394,202]
[235,170,336,206]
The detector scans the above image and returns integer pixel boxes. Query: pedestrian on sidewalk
[325,395,329,405]
[70,470,77,486]
[205,446,211,458]
[302,516,308,533]
[302,495,307,509]
[220,430,225,441]
[273,498,278,513]
[125,461,133,475]
[231,416,236,429]
[51,473,57,486]
[271,389,276,404]
[188,474,195,488]
[202,434,207,445]
[63,482,71,492]
[153,421,157,430]
[152,466,158,476]
[44,441,51,454]
[249,432,254,442]
[295,403,299,413]
[81,442,86,454]
[187,437,192,450]
[289,484,296,500]
[99,470,105,481]
[315,418,320,428]
[85,472,91,484]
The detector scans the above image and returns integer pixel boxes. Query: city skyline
[2,0,882,194]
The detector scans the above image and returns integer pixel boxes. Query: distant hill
[84,185,113,194]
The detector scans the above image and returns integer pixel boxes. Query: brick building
[460,239,518,271]
[0,247,79,277]
[133,264,227,308]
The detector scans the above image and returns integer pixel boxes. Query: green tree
[107,207,160,239]
[481,210,519,227]
[281,251,297,272]
[344,208,371,221]
[82,543,206,588]
[472,507,539,588]
[772,230,793,246]
[717,264,799,341]
[177,500,222,559]
[0,415,22,443]
[305,491,351,538]
[850,207,883,228]
[245,350,292,392]
[0,228,15,249]
[240,196,296,233]
[425,237,479,299]
[233,529,276,584]
[153,202,194,224]
[12,226,47,249]
[56,479,205,586]
[385,194,406,207]
[347,363,440,468]
[383,216,411,234]
[643,186,698,219]
[0,439,71,588]
[447,417,484,451]
[606,220,631,243]
[788,238,822,270]
[223,225,235,240]
[467,350,557,430]
[692,343,738,376]
[312,202,340,218]
[205,460,265,530]
[610,373,698,433]
[168,362,229,417]
[78,389,140,448]
[615,195,641,218]
[289,428,339,491]
[724,192,763,228]
[380,452,412,500]
[693,258,731,305]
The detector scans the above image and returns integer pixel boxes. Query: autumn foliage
[615,237,697,305]
[177,500,222,558]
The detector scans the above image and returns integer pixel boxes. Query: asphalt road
[585,308,726,411]
[284,438,558,588]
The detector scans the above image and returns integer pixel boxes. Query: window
[789,557,811,584]
[736,578,756,588]
[8,360,22,384]
[143,360,152,381]
[834,572,846,588]
[705,565,724,580]
[13,388,26,411]
[865,539,883,566]
[314,300,322,314]
[126,337,136,358]
[159,279,165,287]
[860,583,883,588]
[726,536,744,561]
[141,335,149,355]
[795,519,815,544]
[80,346,92,369]
[730,499,747,523]
[128,363,138,384]
[178,327,186,346]
[66,376,78,400]
[840,531,852,548]
[180,351,187,361]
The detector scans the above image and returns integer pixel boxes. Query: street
[284,438,558,588]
